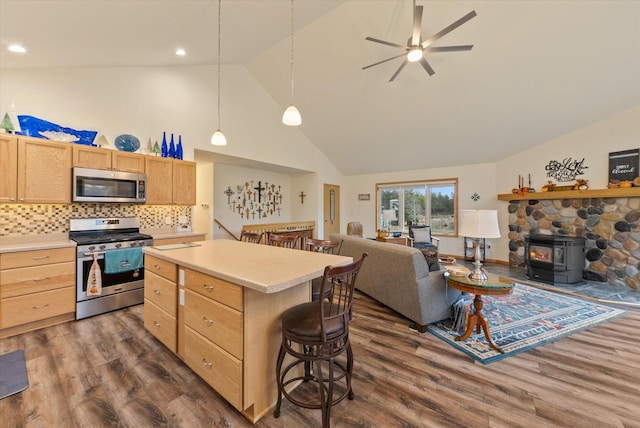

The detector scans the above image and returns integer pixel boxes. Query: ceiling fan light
[211,129,227,146]
[282,105,302,126]
[407,47,423,62]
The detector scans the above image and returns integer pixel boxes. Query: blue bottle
[161,132,168,157]
[169,133,176,158]
[177,135,183,160]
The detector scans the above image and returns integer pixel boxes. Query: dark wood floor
[1,290,639,428]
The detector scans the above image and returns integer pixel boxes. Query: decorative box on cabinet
[0,247,76,338]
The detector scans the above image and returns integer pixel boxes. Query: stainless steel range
[70,217,153,320]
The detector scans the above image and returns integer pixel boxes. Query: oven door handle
[82,251,107,257]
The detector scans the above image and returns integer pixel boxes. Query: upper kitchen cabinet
[17,137,72,203]
[73,145,145,173]
[0,134,18,203]
[172,159,196,206]
[145,157,196,205]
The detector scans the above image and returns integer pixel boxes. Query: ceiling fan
[363,1,477,82]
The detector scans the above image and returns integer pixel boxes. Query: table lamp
[459,210,501,281]
[382,209,397,235]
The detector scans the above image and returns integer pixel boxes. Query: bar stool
[268,233,299,249]
[274,253,367,428]
[240,230,263,244]
[305,238,342,302]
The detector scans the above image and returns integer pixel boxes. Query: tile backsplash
[0,204,192,236]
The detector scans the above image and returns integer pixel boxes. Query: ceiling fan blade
[421,10,477,49]
[425,45,474,53]
[389,60,408,82]
[362,52,408,70]
[412,5,423,46]
[365,36,406,50]
[420,58,435,76]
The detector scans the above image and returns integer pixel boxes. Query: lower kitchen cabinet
[143,255,178,352]
[0,247,76,338]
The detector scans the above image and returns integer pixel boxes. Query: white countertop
[141,229,207,240]
[0,233,76,253]
[143,239,352,294]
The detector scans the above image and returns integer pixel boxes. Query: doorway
[323,184,340,239]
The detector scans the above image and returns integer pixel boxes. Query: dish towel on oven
[104,247,144,274]
[87,252,102,296]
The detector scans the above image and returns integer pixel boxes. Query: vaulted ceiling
[1,0,639,175]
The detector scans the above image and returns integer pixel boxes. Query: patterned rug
[427,283,626,364]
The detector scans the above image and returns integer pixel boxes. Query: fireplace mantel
[497,187,640,201]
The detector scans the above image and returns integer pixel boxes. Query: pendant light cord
[217,0,222,128]
[289,0,295,105]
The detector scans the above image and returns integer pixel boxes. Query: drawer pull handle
[32,304,49,310]
[201,359,213,369]
[32,255,50,260]
[203,284,214,291]
[154,264,162,270]
[153,321,160,327]
[154,290,161,295]
[202,317,214,326]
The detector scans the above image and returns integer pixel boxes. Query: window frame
[375,178,459,237]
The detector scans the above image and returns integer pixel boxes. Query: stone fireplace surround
[506,196,640,290]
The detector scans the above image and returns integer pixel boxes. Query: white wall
[343,162,499,259]
[213,164,293,239]
[195,162,214,239]
[0,65,343,235]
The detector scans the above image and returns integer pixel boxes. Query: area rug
[427,283,626,364]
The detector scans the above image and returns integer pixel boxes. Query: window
[376,179,458,235]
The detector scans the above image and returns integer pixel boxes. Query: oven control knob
[130,242,137,247]
[99,245,106,250]
[115,243,122,248]
[89,245,96,251]
[138,241,146,247]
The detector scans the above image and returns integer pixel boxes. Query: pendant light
[211,0,227,146]
[282,0,301,126]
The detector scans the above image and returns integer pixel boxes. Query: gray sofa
[330,233,461,332]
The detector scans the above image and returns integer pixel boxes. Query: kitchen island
[142,239,351,423]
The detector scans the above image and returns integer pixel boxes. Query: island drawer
[144,271,177,316]
[0,261,75,298]
[0,286,75,328]
[184,268,243,311]
[145,255,177,282]
[0,247,75,269]
[144,299,177,352]
[184,325,242,410]
[184,289,243,360]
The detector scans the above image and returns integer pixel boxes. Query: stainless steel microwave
[73,167,146,203]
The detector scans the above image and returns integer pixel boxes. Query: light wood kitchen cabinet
[0,134,18,203]
[73,144,145,173]
[183,268,244,410]
[17,137,72,203]
[145,157,196,205]
[143,255,178,352]
[0,247,76,338]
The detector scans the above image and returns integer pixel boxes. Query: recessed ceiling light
[176,48,186,56]
[8,44,26,54]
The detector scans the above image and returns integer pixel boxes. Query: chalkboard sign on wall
[609,149,639,184]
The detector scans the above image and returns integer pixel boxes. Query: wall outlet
[165,216,172,225]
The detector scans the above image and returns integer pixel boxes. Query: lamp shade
[211,129,227,146]
[459,210,501,238]
[282,105,302,126]
[382,209,397,221]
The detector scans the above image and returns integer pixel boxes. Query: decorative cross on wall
[226,179,284,219]
[299,191,307,204]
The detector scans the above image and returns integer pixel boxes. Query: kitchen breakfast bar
[142,239,351,423]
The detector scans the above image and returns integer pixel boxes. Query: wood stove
[525,235,585,284]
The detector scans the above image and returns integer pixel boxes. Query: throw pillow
[412,228,431,243]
